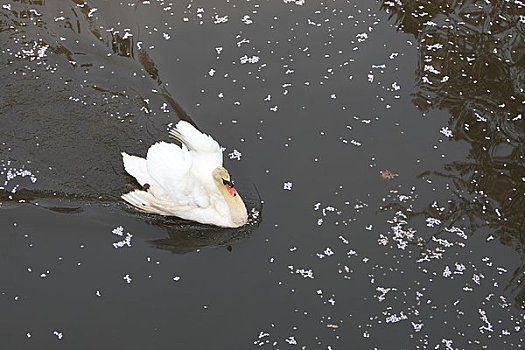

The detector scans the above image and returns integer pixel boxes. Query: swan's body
[121,121,248,228]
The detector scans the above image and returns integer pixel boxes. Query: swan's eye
[222,178,235,187]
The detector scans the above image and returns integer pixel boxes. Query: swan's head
[212,166,248,227]
[212,167,237,197]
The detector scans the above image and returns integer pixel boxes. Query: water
[1,0,525,348]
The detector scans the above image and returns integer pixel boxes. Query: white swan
[121,121,248,228]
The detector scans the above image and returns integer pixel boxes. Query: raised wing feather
[169,120,221,154]
[169,121,223,184]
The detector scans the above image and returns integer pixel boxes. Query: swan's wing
[145,142,190,196]
[169,121,223,175]
[122,152,155,187]
[145,141,210,207]
[169,121,222,154]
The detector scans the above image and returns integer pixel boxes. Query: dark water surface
[2,0,525,348]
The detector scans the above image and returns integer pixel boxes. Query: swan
[121,120,248,228]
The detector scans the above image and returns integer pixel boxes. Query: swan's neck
[217,183,248,227]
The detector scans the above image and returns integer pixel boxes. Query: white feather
[121,152,153,187]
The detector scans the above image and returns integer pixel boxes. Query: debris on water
[285,336,297,345]
[53,330,63,340]
[111,226,133,248]
[213,14,228,24]
[2,165,38,193]
[111,226,124,236]
[283,0,304,5]
[380,169,397,180]
[249,208,260,223]
[241,15,253,25]
[385,312,408,324]
[296,269,314,279]
[239,55,260,64]
[411,322,423,332]
[228,149,242,160]
[440,126,453,138]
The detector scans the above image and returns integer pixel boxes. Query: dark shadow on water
[146,210,260,254]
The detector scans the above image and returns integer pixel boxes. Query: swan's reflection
[147,214,258,254]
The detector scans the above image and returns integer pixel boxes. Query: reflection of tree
[18,1,45,5]
[111,32,134,58]
[0,0,186,119]
[381,0,525,307]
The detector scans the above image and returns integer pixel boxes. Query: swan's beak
[222,178,237,196]
[227,186,237,196]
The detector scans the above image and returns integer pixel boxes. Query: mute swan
[121,121,248,228]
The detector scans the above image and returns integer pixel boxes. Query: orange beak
[227,186,237,196]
